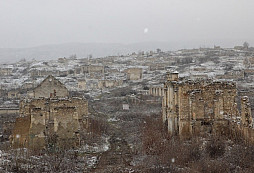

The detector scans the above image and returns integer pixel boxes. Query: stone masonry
[162,72,254,141]
[10,97,88,149]
[10,75,88,149]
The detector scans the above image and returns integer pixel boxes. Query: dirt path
[92,129,133,173]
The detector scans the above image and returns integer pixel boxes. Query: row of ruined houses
[1,64,142,81]
[0,67,143,99]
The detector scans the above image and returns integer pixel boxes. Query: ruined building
[29,75,69,98]
[162,72,254,140]
[10,76,88,149]
[149,86,164,97]
[125,68,143,80]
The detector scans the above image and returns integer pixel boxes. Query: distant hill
[0,40,248,64]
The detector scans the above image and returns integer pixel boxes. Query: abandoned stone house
[10,98,88,149]
[162,72,254,141]
[10,75,89,149]
[79,65,105,80]
[81,65,105,76]
[29,75,69,98]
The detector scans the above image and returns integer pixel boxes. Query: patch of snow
[79,136,110,153]
[108,117,119,122]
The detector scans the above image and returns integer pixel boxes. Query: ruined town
[0,44,254,172]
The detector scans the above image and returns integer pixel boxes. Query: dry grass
[140,114,254,172]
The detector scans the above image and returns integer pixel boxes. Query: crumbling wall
[98,80,123,89]
[10,115,31,148]
[81,65,104,75]
[11,97,88,149]
[162,73,239,138]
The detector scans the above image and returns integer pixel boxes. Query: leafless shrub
[139,114,254,172]
[205,137,225,159]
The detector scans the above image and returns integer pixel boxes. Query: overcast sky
[0,0,254,48]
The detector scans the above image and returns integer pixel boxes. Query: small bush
[206,138,225,159]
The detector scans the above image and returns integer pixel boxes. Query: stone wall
[0,108,19,115]
[11,97,88,149]
[11,115,31,148]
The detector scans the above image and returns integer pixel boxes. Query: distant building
[30,69,53,77]
[58,57,68,63]
[7,90,20,99]
[234,46,244,50]
[125,68,142,80]
[0,89,5,97]
[0,67,12,76]
[81,65,105,75]
[98,80,123,89]
[78,80,87,90]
